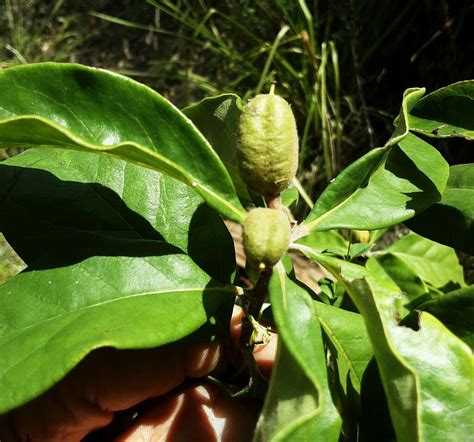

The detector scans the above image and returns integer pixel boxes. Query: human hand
[0,307,277,441]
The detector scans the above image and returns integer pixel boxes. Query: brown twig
[264,194,283,211]
[239,267,273,349]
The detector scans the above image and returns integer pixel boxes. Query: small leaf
[384,232,465,288]
[0,63,246,222]
[255,265,341,441]
[183,94,242,170]
[297,229,348,255]
[348,243,373,259]
[280,187,299,208]
[299,133,449,235]
[407,80,474,140]
[405,164,474,254]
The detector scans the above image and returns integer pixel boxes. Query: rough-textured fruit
[238,93,299,197]
[243,208,291,268]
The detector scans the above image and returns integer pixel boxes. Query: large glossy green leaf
[314,302,372,394]
[255,264,341,441]
[420,285,474,350]
[0,147,237,413]
[0,254,236,414]
[405,164,474,255]
[0,148,236,282]
[407,80,474,140]
[383,233,464,287]
[298,133,449,236]
[294,245,473,441]
[0,63,246,222]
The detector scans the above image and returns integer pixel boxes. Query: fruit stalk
[239,267,273,350]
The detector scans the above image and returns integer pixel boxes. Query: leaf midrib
[317,315,363,388]
[0,286,235,346]
[303,148,389,232]
[0,114,246,222]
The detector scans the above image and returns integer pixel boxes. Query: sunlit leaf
[299,134,448,235]
[255,265,341,441]
[295,246,473,441]
[0,63,246,222]
[407,80,474,140]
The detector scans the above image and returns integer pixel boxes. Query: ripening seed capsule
[237,92,299,197]
[242,208,291,269]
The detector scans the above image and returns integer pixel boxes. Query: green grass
[91,0,349,216]
[1,0,472,214]
[1,0,86,67]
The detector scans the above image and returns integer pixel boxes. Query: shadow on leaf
[0,164,182,269]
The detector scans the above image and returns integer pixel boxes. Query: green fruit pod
[243,208,291,269]
[238,92,299,197]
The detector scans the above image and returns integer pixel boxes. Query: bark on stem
[239,267,273,348]
[264,194,283,211]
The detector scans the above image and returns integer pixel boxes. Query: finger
[2,306,277,441]
[4,341,225,442]
[230,305,278,378]
[185,341,225,378]
[253,334,278,379]
[115,382,260,442]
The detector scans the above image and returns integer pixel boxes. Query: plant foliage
[0,63,472,440]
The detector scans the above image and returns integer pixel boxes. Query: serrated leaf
[407,80,474,140]
[0,148,235,283]
[0,254,235,414]
[0,63,246,222]
[295,246,473,441]
[255,265,341,441]
[405,164,474,254]
[299,133,449,235]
